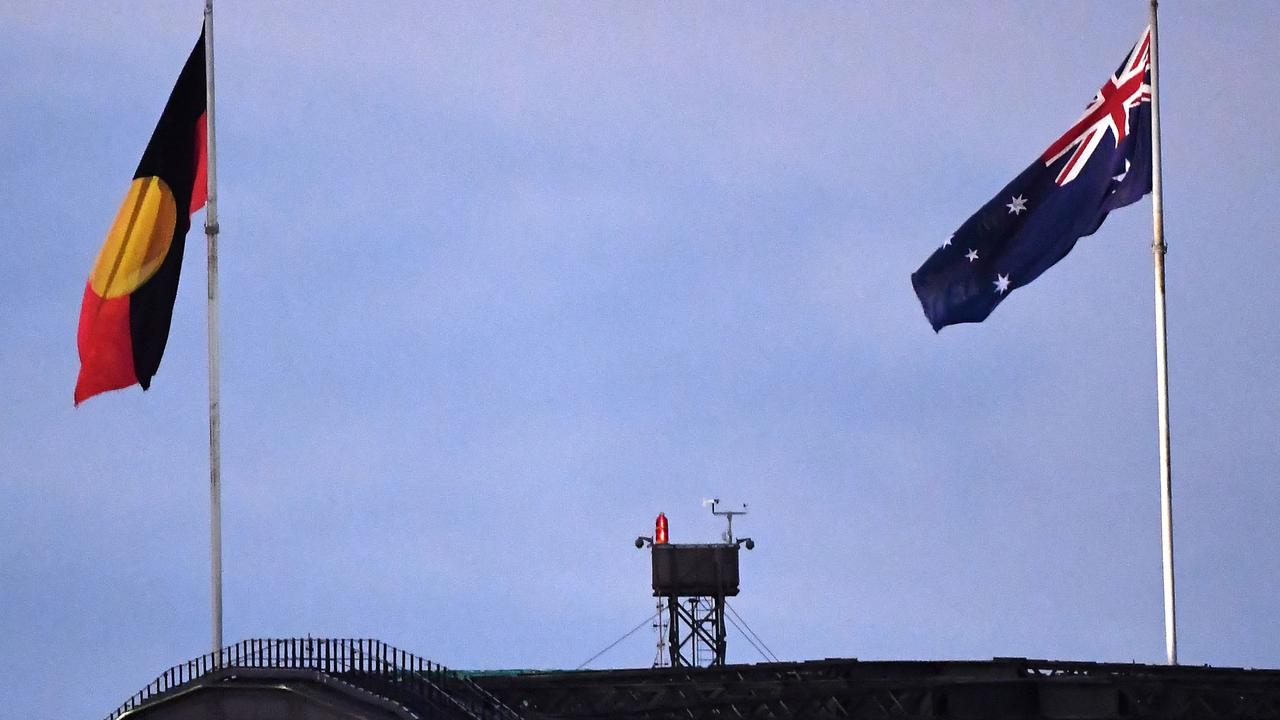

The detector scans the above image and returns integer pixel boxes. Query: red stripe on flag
[74,283,137,405]
[190,111,208,214]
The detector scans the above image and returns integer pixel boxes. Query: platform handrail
[104,637,511,720]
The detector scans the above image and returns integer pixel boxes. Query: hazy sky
[4,2,1280,718]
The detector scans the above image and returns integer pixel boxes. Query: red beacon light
[635,512,674,549]
[655,513,669,544]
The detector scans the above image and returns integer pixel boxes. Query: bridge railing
[105,637,514,720]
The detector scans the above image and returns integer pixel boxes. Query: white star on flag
[943,235,953,248]
[1006,195,1028,215]
[1113,159,1131,183]
[994,273,1011,294]
[966,249,979,262]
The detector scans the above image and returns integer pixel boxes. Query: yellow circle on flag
[89,176,177,299]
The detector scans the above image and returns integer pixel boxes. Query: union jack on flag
[912,26,1155,332]
[1044,27,1152,186]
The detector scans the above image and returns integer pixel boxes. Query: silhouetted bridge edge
[107,638,1280,720]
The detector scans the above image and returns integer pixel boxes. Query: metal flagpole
[203,0,224,654]
[1147,0,1177,666]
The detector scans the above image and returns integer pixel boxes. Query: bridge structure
[105,637,1280,720]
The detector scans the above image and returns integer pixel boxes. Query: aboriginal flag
[75,30,208,405]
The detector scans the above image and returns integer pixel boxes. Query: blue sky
[3,2,1280,717]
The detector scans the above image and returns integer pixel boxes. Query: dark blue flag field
[912,27,1155,331]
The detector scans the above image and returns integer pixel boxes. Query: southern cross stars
[1006,194,1028,215]
[965,249,979,262]
[994,273,1011,294]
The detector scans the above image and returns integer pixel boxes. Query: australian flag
[912,27,1155,331]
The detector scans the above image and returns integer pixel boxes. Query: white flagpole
[1147,0,1177,666]
[203,0,224,654]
